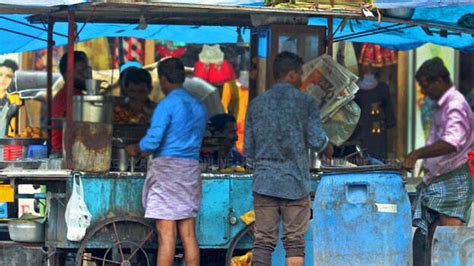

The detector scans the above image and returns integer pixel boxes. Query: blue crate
[0,202,7,218]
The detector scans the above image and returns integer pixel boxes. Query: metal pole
[334,24,416,43]
[327,16,333,56]
[333,23,404,41]
[46,17,54,157]
[65,9,76,169]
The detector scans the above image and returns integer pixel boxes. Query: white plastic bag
[65,174,92,241]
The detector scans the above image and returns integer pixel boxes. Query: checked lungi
[412,163,473,235]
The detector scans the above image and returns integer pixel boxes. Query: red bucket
[3,144,23,161]
[468,151,474,178]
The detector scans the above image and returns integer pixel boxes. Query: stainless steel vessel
[73,95,113,123]
[8,220,45,242]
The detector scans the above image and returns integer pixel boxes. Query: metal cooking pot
[73,95,113,123]
[8,220,44,242]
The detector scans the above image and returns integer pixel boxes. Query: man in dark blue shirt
[245,52,333,266]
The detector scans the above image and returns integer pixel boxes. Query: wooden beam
[396,51,409,159]
[144,40,155,66]
[65,9,75,169]
[46,17,54,156]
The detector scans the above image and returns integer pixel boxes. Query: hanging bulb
[138,14,147,30]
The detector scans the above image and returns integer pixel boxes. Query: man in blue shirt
[245,52,333,266]
[127,57,207,266]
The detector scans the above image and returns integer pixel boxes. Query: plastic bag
[323,101,361,146]
[231,251,252,266]
[240,210,255,225]
[65,174,92,242]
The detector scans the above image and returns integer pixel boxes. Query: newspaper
[301,54,359,121]
[320,82,359,122]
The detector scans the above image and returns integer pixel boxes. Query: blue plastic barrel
[432,226,474,265]
[313,169,412,265]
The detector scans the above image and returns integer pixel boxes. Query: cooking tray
[0,138,47,145]
[0,160,44,169]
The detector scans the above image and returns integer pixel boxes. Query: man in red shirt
[51,51,90,153]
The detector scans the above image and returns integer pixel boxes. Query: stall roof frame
[7,1,470,36]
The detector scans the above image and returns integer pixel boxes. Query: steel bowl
[383,8,415,19]
[8,220,44,242]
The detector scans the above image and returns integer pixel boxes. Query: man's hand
[140,151,152,158]
[402,141,455,171]
[402,151,419,170]
[126,144,141,158]
[322,143,334,159]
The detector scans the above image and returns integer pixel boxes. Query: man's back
[140,88,208,160]
[245,83,328,199]
[160,89,208,156]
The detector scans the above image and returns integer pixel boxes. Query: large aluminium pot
[73,95,113,123]
[8,220,44,242]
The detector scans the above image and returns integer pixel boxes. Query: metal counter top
[0,169,72,179]
[0,169,422,193]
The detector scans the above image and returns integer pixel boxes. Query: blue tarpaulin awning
[0,15,250,54]
[309,4,474,52]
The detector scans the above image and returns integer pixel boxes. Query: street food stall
[0,2,333,265]
[0,1,473,265]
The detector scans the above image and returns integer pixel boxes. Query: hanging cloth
[156,41,187,58]
[194,44,235,85]
[359,43,397,67]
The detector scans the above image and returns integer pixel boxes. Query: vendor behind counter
[114,62,156,124]
[201,113,245,171]
[51,51,90,153]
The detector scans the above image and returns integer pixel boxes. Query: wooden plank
[144,39,155,66]
[0,1,471,35]
[28,1,362,26]
[396,51,409,158]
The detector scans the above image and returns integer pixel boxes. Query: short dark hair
[158,57,185,84]
[209,113,236,134]
[59,51,88,78]
[120,67,152,94]
[273,51,304,80]
[415,57,451,84]
[0,59,18,72]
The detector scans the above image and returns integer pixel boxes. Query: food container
[0,138,48,160]
[0,185,14,202]
[8,220,45,242]
[71,121,112,172]
[3,144,23,160]
[308,148,321,169]
[73,95,113,123]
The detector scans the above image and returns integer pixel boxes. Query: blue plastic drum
[313,168,412,265]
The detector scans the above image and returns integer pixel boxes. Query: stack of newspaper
[301,54,359,122]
